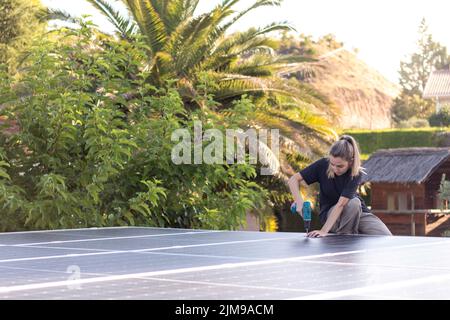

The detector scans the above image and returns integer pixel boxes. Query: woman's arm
[308,197,350,237]
[321,196,349,233]
[287,173,305,216]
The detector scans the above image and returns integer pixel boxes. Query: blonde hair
[326,135,364,179]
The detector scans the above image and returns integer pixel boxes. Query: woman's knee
[337,198,361,223]
[344,198,361,213]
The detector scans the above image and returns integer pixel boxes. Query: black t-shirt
[299,157,370,224]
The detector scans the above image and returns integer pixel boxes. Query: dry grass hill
[279,45,400,129]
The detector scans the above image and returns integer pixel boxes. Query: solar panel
[0,227,449,300]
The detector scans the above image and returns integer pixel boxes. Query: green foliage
[394,18,450,124]
[276,31,317,56]
[399,18,450,94]
[0,22,268,231]
[439,174,450,209]
[341,128,446,154]
[0,0,46,74]
[429,106,450,127]
[392,92,435,123]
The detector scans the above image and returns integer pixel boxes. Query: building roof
[423,70,450,99]
[361,147,450,184]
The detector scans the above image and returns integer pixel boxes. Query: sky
[41,0,450,83]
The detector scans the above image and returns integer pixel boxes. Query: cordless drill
[291,201,312,234]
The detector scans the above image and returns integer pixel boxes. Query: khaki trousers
[328,198,392,236]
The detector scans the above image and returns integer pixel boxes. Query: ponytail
[326,135,364,179]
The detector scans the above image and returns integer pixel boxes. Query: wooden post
[411,193,415,236]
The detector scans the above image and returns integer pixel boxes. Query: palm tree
[72,0,337,136]
[60,2,317,109]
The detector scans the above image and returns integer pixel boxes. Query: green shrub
[439,174,450,209]
[429,106,450,127]
[0,22,268,231]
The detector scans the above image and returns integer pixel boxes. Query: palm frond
[148,51,175,84]
[86,0,138,40]
[202,35,273,72]
[228,54,276,77]
[273,108,337,139]
[168,7,234,74]
[164,0,200,32]
[229,54,317,77]
[210,73,298,101]
[252,111,334,157]
[216,24,286,54]
[182,0,201,17]
[254,21,294,36]
[171,13,215,73]
[125,0,167,53]
[168,2,288,75]
[37,8,78,23]
[206,23,290,69]
[220,0,241,10]
[251,112,323,168]
[220,0,284,34]
[279,135,312,160]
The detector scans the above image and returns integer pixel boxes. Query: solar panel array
[1,227,449,299]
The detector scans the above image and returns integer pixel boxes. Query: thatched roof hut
[361,148,450,184]
[361,147,450,236]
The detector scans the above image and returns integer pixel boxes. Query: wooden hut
[361,147,450,236]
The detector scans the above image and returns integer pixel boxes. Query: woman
[288,135,392,238]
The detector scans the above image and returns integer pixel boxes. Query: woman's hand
[307,230,328,238]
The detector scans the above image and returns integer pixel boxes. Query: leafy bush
[429,106,450,127]
[0,22,268,231]
[391,92,434,124]
[439,174,450,209]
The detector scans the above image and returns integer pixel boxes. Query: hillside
[279,46,400,129]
